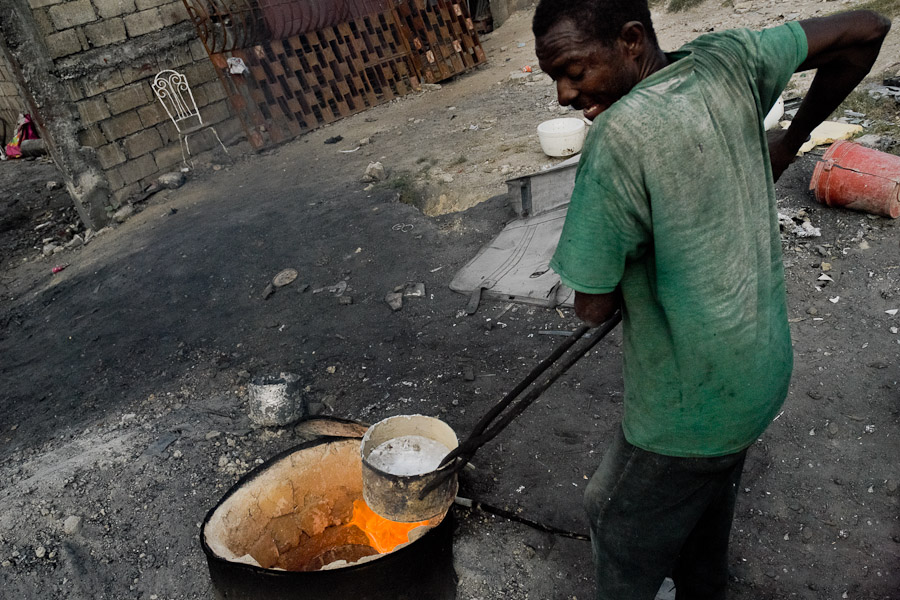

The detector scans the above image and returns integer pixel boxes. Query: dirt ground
[1,2,899,599]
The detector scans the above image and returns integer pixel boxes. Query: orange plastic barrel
[809,140,900,219]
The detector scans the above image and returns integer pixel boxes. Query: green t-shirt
[550,22,808,457]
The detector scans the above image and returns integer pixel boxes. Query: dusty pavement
[2,2,900,599]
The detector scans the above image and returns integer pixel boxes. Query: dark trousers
[584,427,747,600]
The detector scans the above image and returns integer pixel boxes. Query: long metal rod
[420,311,622,498]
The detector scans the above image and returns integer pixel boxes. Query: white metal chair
[152,69,228,168]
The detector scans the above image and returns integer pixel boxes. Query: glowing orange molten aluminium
[348,500,430,554]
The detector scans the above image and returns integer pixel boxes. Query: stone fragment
[35,546,46,559]
[385,292,403,311]
[158,171,186,189]
[113,205,134,223]
[63,516,83,535]
[404,282,426,298]
[362,162,386,182]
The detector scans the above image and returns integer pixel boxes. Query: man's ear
[619,21,647,57]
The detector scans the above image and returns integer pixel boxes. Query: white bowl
[537,118,587,157]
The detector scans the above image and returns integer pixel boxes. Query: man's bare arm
[769,10,890,181]
[574,290,620,327]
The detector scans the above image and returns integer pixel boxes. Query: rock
[806,307,818,315]
[855,134,885,148]
[35,546,46,559]
[359,137,371,146]
[421,83,442,91]
[63,516,82,535]
[42,243,59,257]
[66,234,84,249]
[218,456,229,467]
[439,173,454,183]
[158,171,186,190]
[338,295,353,305]
[362,162,386,183]
[385,292,403,311]
[113,205,134,223]
[205,431,221,440]
[46,181,60,191]
[404,282,426,298]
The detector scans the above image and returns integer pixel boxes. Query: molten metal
[347,500,430,554]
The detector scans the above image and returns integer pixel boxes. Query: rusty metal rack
[182,0,486,148]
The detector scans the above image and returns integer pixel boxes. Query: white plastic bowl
[537,118,587,157]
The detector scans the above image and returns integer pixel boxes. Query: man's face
[536,19,640,121]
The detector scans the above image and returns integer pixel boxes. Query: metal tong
[419,311,623,499]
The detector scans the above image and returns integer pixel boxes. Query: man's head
[533,0,661,120]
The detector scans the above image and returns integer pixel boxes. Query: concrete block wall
[24,0,242,205]
[0,49,26,142]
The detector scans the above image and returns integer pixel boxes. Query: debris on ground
[779,210,821,238]
[385,291,403,311]
[362,161,386,182]
[272,268,298,287]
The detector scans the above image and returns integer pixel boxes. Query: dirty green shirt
[550,22,808,457]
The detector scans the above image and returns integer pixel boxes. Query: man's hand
[775,11,891,179]
[574,291,620,327]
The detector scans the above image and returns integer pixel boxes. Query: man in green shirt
[532,1,890,598]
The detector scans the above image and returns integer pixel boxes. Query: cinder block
[112,181,141,205]
[166,44,194,68]
[124,8,163,37]
[78,124,107,148]
[198,80,227,104]
[64,80,84,102]
[83,71,125,97]
[138,102,167,128]
[46,29,82,58]
[135,0,169,9]
[202,100,232,124]
[29,0,65,9]
[105,82,149,115]
[159,1,188,26]
[105,165,125,191]
[99,110,143,140]
[77,97,111,124]
[189,38,208,61]
[156,119,178,145]
[96,142,126,169]
[183,61,216,87]
[94,0,135,19]
[117,153,157,185]
[84,18,126,47]
[214,118,244,144]
[33,8,56,37]
[123,127,163,158]
[48,0,97,30]
[154,143,184,170]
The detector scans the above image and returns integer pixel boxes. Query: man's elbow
[861,10,891,43]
